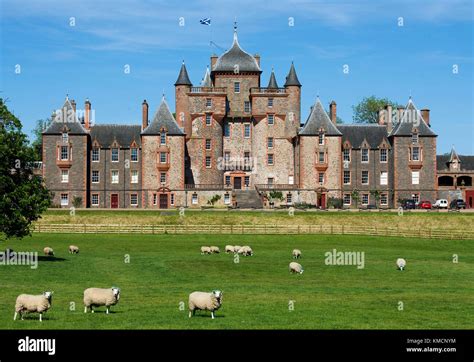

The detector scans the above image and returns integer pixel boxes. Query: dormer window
[343,149,351,162]
[160,133,166,145]
[412,132,419,144]
[62,132,69,143]
[206,98,212,108]
[234,82,240,93]
[318,133,325,145]
[361,148,369,163]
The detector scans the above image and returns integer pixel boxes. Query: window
[319,152,325,163]
[380,193,388,206]
[170,194,175,206]
[92,148,99,162]
[91,194,99,206]
[224,193,230,204]
[411,147,420,161]
[160,133,166,145]
[92,170,99,183]
[160,172,166,183]
[287,193,292,204]
[225,175,231,186]
[244,101,251,113]
[361,149,369,163]
[244,176,250,187]
[380,149,387,163]
[412,133,419,144]
[130,194,138,206]
[362,194,369,205]
[268,98,273,107]
[60,193,69,206]
[62,133,68,143]
[267,178,274,186]
[205,139,211,150]
[224,152,230,162]
[206,156,211,168]
[362,171,369,185]
[160,152,167,163]
[205,114,211,125]
[343,194,351,205]
[192,193,198,205]
[131,170,138,184]
[244,152,250,167]
[111,170,119,184]
[343,149,350,162]
[412,171,419,185]
[61,170,69,183]
[412,194,420,203]
[267,137,274,148]
[380,171,388,186]
[131,148,138,162]
[268,114,274,125]
[153,194,157,206]
[244,124,250,138]
[318,133,325,145]
[111,148,119,162]
[234,82,240,93]
[267,154,274,165]
[318,173,324,184]
[343,171,351,185]
[61,146,69,161]
[224,123,230,137]
[206,98,212,107]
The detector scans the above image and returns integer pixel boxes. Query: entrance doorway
[111,194,119,208]
[159,194,168,209]
[234,177,242,190]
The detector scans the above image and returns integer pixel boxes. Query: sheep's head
[43,291,53,302]
[112,287,121,301]
[212,290,222,303]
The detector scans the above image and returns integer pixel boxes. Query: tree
[0,99,51,240]
[351,189,360,208]
[370,189,381,208]
[31,118,52,161]
[352,96,401,124]
[326,110,344,124]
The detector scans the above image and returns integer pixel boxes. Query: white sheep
[292,249,302,259]
[396,258,406,271]
[238,246,253,256]
[200,246,211,255]
[188,290,223,319]
[225,245,234,253]
[289,262,304,274]
[43,247,54,256]
[69,245,79,254]
[83,287,120,314]
[233,245,242,253]
[14,291,53,322]
[210,246,220,254]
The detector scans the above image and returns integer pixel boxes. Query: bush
[72,196,83,208]
[293,202,316,209]
[207,194,221,206]
[268,191,284,202]
[327,197,343,209]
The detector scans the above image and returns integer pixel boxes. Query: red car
[419,200,432,209]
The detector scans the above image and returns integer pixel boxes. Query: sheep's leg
[106,307,109,315]
[91,307,94,313]
[84,306,87,313]
[188,311,192,318]
[13,312,17,321]
[211,311,215,319]
[39,313,42,322]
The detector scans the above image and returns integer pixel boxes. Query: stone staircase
[234,190,263,209]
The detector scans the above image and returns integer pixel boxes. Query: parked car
[401,199,416,210]
[433,199,448,209]
[419,200,432,209]
[450,199,466,209]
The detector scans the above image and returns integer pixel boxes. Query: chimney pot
[142,100,149,131]
[329,101,337,124]
[84,100,91,130]
[421,109,430,126]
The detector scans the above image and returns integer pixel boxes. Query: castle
[42,29,474,209]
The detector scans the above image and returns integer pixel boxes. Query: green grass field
[1,233,473,329]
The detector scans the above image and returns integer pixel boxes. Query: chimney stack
[397,106,404,123]
[421,109,430,126]
[84,99,91,130]
[210,54,218,69]
[385,104,393,133]
[254,54,261,67]
[329,101,337,124]
[142,100,149,131]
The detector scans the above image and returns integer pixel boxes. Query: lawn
[0,233,473,329]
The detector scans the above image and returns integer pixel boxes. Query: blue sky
[1,0,472,154]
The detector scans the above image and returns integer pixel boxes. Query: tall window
[224,193,230,204]
[131,170,138,184]
[206,98,212,107]
[362,170,369,185]
[224,123,230,137]
[362,194,369,205]
[160,133,166,145]
[267,137,274,149]
[319,152,325,163]
[205,114,212,126]
[111,148,119,162]
[130,194,138,206]
[412,171,420,185]
[61,146,69,161]
[343,171,351,185]
[244,101,251,113]
[60,193,69,206]
[91,194,99,206]
[160,172,166,183]
[268,98,273,107]
[61,170,69,183]
[62,133,68,143]
[92,148,100,162]
[234,82,240,93]
[244,176,250,187]
[380,149,387,163]
[380,193,388,206]
[170,194,175,206]
[286,193,292,204]
[267,154,274,165]
[268,114,274,125]
[411,147,420,161]
[131,148,138,162]
[244,124,250,138]
[192,193,198,204]
[153,194,157,206]
[111,170,119,184]
[343,194,351,205]
[318,133,325,145]
[160,152,167,163]
[267,178,274,186]
[343,149,350,162]
[92,170,99,183]
[412,133,419,144]
[225,175,231,186]
[205,139,211,150]
[361,148,369,163]
[206,156,211,168]
[380,171,388,186]
[318,173,324,184]
[412,194,420,203]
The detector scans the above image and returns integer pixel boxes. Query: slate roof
[389,99,436,137]
[142,99,184,136]
[267,70,279,89]
[284,62,301,87]
[212,31,261,73]
[90,125,141,148]
[299,99,342,136]
[43,98,88,134]
[337,124,389,148]
[437,155,474,171]
[175,63,192,86]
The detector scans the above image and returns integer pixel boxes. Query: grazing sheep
[188,290,223,319]
[200,246,212,255]
[210,246,220,254]
[289,262,304,274]
[233,245,242,253]
[43,247,54,257]
[238,246,253,256]
[14,291,53,322]
[83,287,120,314]
[396,258,406,271]
[69,245,79,254]
[292,249,302,259]
[225,245,234,254]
